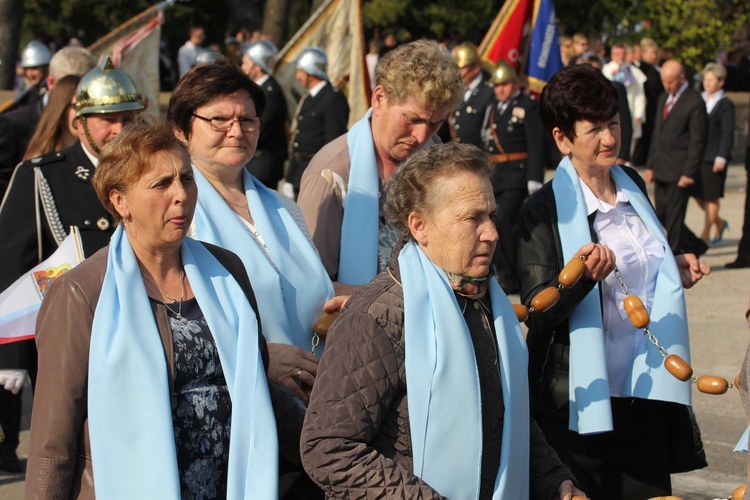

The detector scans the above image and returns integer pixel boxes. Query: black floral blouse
[161,296,232,500]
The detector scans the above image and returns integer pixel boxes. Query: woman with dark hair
[25,116,301,498]
[23,74,80,160]
[168,59,337,409]
[518,64,709,499]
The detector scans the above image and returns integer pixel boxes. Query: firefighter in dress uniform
[285,47,349,197]
[0,57,143,472]
[444,42,495,148]
[241,40,289,189]
[482,61,545,294]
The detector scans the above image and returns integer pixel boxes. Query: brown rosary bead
[664,354,693,382]
[733,484,747,499]
[513,304,529,322]
[696,375,729,395]
[530,286,560,312]
[571,497,590,500]
[558,257,586,288]
[734,373,741,389]
[624,295,650,329]
[313,311,340,340]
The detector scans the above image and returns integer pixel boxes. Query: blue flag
[525,0,564,93]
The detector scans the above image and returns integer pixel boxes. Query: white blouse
[579,177,665,396]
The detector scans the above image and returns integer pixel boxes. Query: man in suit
[0,47,96,198]
[241,40,288,189]
[0,57,143,472]
[443,42,495,148]
[481,61,544,294]
[644,59,708,257]
[631,38,664,166]
[286,47,349,197]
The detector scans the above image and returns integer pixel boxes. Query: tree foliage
[12,0,750,77]
[641,0,749,71]
[362,0,498,42]
[20,0,229,59]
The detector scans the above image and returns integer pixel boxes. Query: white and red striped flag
[0,228,84,345]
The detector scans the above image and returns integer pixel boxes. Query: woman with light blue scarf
[26,118,303,499]
[300,143,583,499]
[166,61,336,409]
[518,64,710,499]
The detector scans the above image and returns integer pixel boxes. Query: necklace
[226,198,249,211]
[141,269,188,323]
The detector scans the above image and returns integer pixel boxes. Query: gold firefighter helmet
[452,43,479,69]
[75,56,144,117]
[488,60,517,85]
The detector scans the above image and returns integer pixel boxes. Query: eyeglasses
[192,113,262,132]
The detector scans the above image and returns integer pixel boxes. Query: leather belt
[488,152,528,164]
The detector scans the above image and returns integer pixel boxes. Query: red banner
[478,0,534,71]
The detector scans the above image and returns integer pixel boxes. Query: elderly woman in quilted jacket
[300,142,584,500]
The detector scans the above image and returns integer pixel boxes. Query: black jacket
[483,93,545,191]
[518,165,648,420]
[247,75,289,186]
[0,141,114,375]
[703,96,735,163]
[0,98,44,198]
[647,87,707,183]
[449,77,495,148]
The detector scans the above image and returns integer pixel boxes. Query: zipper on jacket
[539,330,556,383]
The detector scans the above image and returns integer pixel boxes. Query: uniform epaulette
[27,150,67,167]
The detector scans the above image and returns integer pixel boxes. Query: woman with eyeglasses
[167,61,336,422]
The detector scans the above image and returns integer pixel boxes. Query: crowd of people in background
[0,20,749,500]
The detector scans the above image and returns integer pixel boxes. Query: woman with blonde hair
[23,74,80,160]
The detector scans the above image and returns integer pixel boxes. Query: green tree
[642,0,749,72]
[362,0,495,42]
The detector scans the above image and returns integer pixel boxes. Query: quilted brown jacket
[301,251,576,499]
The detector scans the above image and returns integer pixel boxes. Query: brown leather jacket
[25,243,304,499]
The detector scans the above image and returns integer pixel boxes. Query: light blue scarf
[400,242,530,499]
[552,157,691,435]
[339,108,379,285]
[192,168,333,352]
[88,226,278,498]
[734,425,749,453]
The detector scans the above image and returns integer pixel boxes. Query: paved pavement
[2,163,750,499]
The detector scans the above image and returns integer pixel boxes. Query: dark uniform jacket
[482,92,545,192]
[0,98,44,198]
[647,87,707,183]
[0,141,115,374]
[287,83,349,191]
[449,76,495,148]
[247,75,288,187]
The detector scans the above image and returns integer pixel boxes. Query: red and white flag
[0,228,84,345]
[87,3,167,115]
[478,0,534,71]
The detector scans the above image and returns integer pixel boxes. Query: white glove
[281,182,295,200]
[0,369,30,394]
[527,180,543,196]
